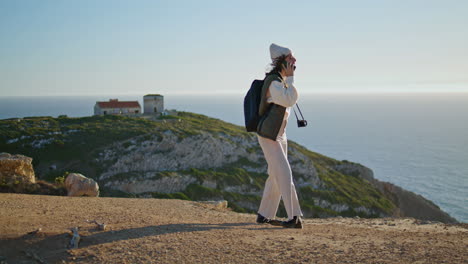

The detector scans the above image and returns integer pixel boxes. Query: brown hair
[266,55,287,76]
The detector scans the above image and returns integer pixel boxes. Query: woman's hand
[283,62,295,77]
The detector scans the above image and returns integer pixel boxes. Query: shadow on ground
[0,222,277,263]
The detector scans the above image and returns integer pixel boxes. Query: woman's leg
[257,135,302,220]
[279,136,303,218]
[257,137,281,219]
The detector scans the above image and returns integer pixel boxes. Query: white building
[94,99,141,115]
[144,94,164,114]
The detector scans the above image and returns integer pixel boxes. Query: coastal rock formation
[333,163,458,223]
[65,173,99,197]
[110,173,197,194]
[0,152,36,186]
[99,130,458,223]
[376,181,458,223]
[97,132,379,218]
[99,131,260,180]
[101,131,322,193]
[0,113,459,223]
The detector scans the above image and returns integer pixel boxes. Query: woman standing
[256,43,303,229]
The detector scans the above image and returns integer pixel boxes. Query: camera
[293,105,307,128]
[297,119,307,128]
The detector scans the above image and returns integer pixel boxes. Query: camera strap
[293,103,305,121]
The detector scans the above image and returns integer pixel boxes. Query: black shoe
[268,219,283,226]
[256,213,270,224]
[281,216,303,229]
[256,214,283,226]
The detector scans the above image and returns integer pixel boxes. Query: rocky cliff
[332,163,457,222]
[0,152,65,195]
[0,113,458,223]
[0,153,35,184]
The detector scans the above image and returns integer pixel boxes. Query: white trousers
[257,133,303,220]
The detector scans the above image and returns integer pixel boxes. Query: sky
[0,0,467,96]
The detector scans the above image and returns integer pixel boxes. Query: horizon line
[2,90,468,97]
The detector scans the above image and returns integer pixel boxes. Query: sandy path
[0,193,466,263]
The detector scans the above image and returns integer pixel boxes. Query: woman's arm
[268,76,298,107]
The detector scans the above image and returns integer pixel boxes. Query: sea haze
[0,93,467,222]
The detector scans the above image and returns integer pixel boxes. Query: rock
[105,173,196,194]
[65,173,99,197]
[333,162,374,182]
[333,161,458,224]
[202,179,217,189]
[0,153,67,195]
[68,227,81,249]
[373,181,458,224]
[27,228,42,235]
[200,200,228,210]
[99,132,253,181]
[85,219,107,231]
[0,152,36,186]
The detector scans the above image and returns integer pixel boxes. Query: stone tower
[143,94,164,114]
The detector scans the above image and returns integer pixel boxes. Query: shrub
[55,176,65,185]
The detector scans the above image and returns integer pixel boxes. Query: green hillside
[0,112,396,218]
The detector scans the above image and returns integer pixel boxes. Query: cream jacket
[265,76,298,121]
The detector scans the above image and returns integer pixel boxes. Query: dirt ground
[0,193,466,264]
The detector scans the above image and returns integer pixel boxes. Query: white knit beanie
[269,43,291,61]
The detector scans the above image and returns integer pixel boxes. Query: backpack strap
[258,73,282,116]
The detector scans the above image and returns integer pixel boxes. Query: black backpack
[243,79,264,132]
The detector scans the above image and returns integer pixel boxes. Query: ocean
[0,93,467,223]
